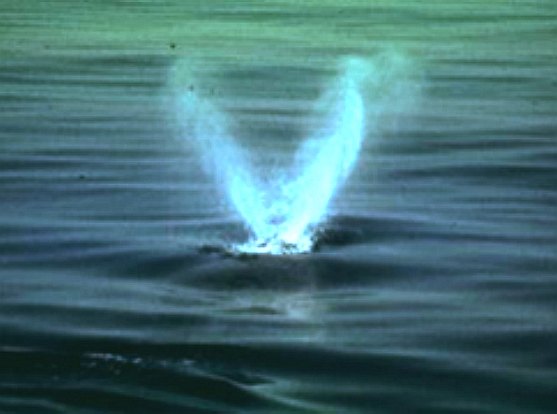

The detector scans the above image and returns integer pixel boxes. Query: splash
[173,56,410,255]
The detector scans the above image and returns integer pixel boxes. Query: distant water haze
[172,54,417,254]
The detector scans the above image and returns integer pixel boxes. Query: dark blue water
[1,2,557,413]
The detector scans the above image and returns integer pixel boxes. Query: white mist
[173,55,412,254]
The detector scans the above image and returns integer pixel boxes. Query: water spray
[173,55,412,255]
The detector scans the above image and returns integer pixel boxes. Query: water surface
[1,1,557,413]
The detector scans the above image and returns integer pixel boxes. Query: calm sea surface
[1,1,557,413]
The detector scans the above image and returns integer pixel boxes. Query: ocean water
[1,1,557,413]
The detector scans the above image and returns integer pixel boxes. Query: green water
[1,1,556,413]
